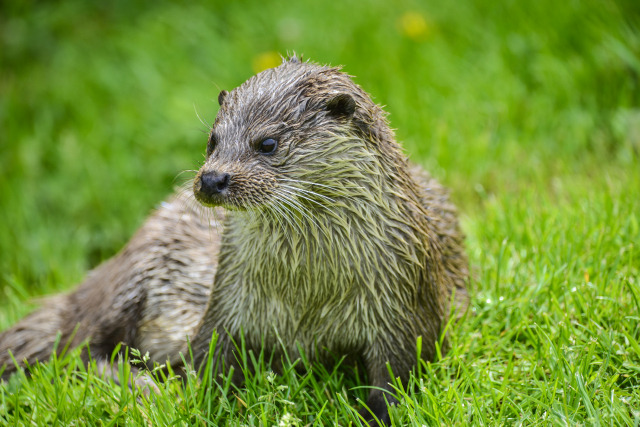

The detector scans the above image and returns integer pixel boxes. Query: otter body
[1,57,468,424]
[0,194,218,373]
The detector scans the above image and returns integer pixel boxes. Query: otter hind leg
[0,295,73,381]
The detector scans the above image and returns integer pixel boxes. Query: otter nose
[200,171,230,194]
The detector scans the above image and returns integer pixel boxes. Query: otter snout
[201,171,230,194]
[194,170,231,206]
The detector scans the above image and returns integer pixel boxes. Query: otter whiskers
[278,177,363,202]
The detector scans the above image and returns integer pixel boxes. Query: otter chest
[212,219,389,357]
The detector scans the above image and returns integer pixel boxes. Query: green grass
[1,0,639,424]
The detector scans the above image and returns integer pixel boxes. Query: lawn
[1,0,639,424]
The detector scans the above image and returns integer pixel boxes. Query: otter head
[193,56,396,212]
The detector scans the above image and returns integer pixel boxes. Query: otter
[0,56,468,424]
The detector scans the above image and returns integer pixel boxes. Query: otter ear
[218,90,229,106]
[326,93,356,117]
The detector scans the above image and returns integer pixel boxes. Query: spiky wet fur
[191,57,468,423]
[0,57,468,424]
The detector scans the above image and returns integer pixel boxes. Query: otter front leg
[358,342,414,426]
[214,334,246,386]
[192,327,245,388]
[359,384,397,425]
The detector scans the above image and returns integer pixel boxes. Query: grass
[1,0,639,424]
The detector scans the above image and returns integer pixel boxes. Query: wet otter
[1,57,468,424]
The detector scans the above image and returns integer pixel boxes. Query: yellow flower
[398,11,431,41]
[252,51,282,74]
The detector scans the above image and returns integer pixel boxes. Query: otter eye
[207,133,217,156]
[257,138,278,154]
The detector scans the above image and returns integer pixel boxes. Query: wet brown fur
[0,57,468,424]
[0,194,217,377]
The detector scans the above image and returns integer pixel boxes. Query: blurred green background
[1,1,640,423]
[1,0,638,320]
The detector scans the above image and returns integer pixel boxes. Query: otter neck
[217,175,428,305]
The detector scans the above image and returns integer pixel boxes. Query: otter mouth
[194,191,250,211]
[194,195,248,211]
[193,190,226,208]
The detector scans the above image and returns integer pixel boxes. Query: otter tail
[0,295,70,381]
